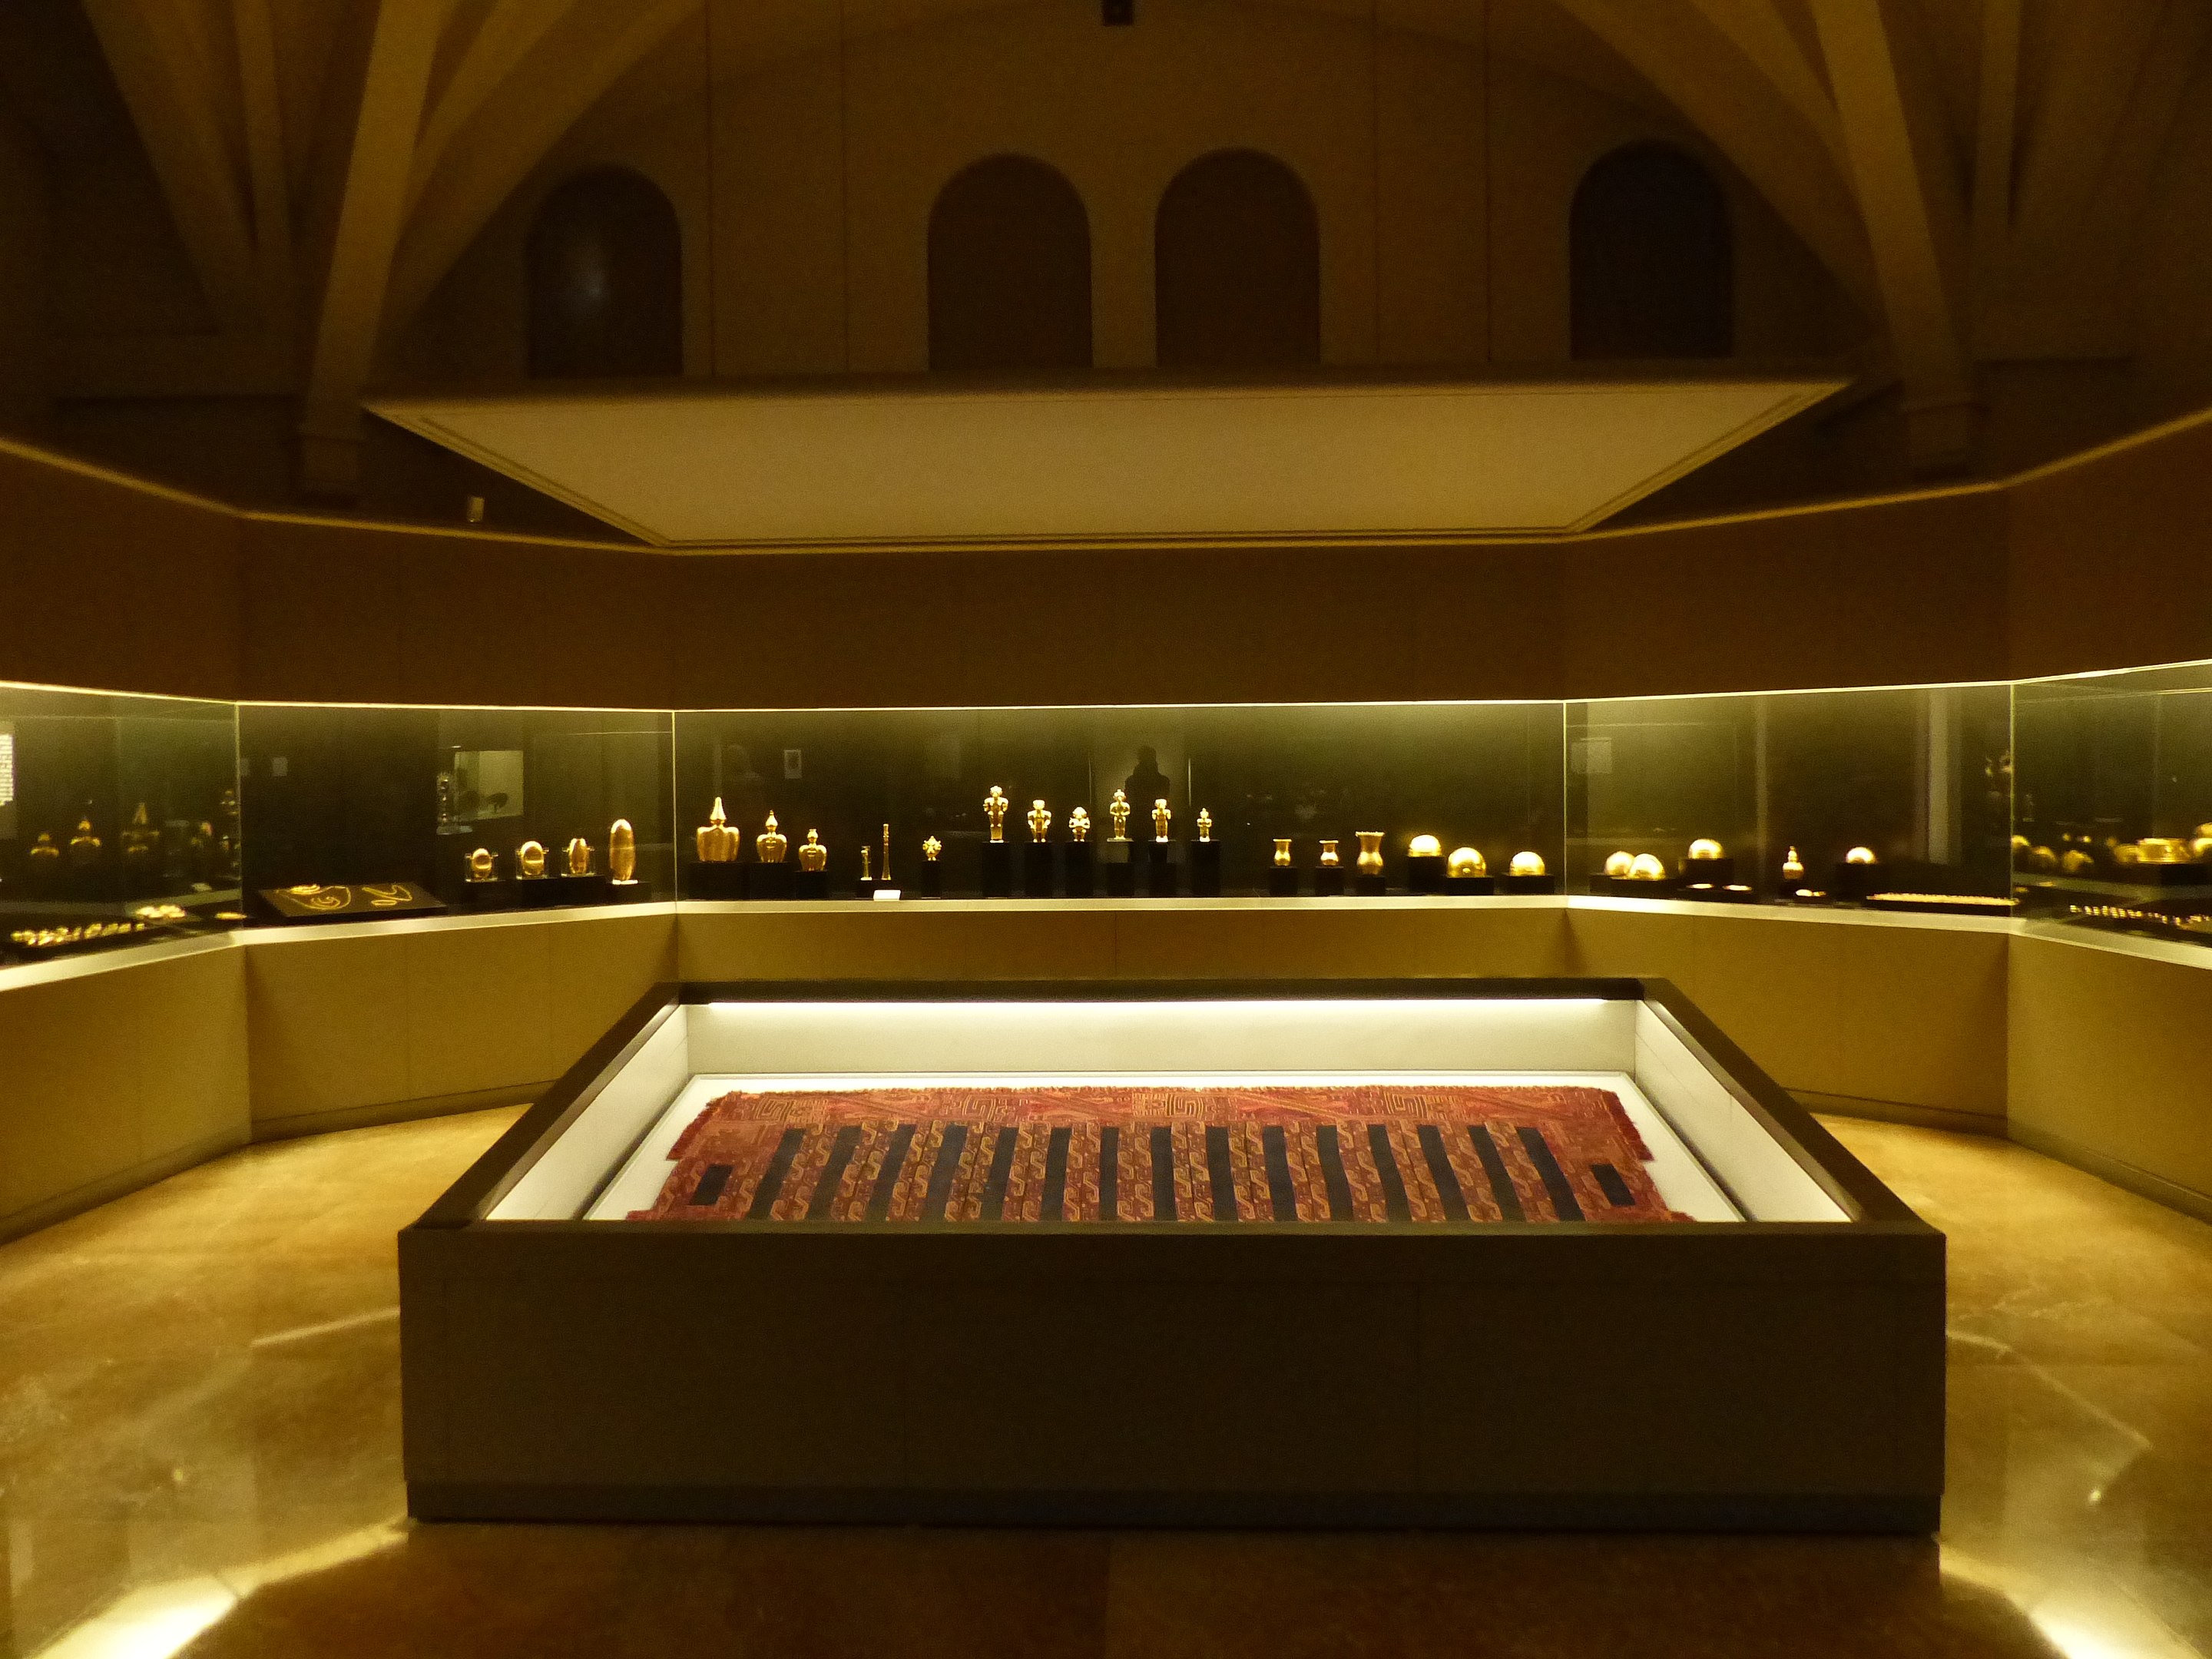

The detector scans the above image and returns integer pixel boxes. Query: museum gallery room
[5,0,2212,1656]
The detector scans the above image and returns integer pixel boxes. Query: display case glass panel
[673,701,1565,898]
[238,704,674,918]
[1566,684,2014,911]
[2015,661,2212,946]
[0,681,241,963]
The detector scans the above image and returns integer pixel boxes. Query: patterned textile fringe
[633,1084,1686,1226]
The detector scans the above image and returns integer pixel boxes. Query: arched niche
[1570,144,1734,360]
[526,168,684,379]
[1154,150,1320,370]
[928,155,1094,373]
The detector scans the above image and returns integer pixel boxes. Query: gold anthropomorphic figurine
[1273,838,1292,868]
[610,820,637,883]
[1319,839,1340,868]
[68,812,102,868]
[565,836,593,876]
[922,836,943,863]
[859,845,872,881]
[1068,807,1091,843]
[1109,790,1130,841]
[985,787,1009,843]
[757,812,788,863]
[1197,809,1213,843]
[1356,832,1384,875]
[1027,799,1051,841]
[516,840,548,879]
[697,797,741,863]
[1152,799,1171,842]
[797,830,827,873]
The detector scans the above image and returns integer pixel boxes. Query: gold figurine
[1687,838,1725,861]
[610,820,637,883]
[985,787,1009,843]
[798,830,827,873]
[1152,799,1172,842]
[68,813,101,868]
[1508,850,1545,877]
[1448,846,1485,878]
[757,812,788,864]
[1109,790,1131,841]
[565,836,593,876]
[1197,810,1213,843]
[121,803,158,869]
[1782,846,1805,882]
[28,831,59,866]
[922,836,942,863]
[697,797,741,863]
[881,824,892,885]
[1069,807,1091,843]
[860,845,872,881]
[1028,799,1051,841]
[1409,833,1442,858]
[1273,838,1292,867]
[1603,850,1634,878]
[466,847,497,882]
[1356,832,1384,875]
[1319,839,1340,868]
[516,840,548,879]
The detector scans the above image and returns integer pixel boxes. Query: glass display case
[2015,662,2212,946]
[238,704,674,919]
[1567,684,2015,914]
[0,681,242,964]
[672,701,1566,899]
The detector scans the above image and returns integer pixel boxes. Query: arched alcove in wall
[928,155,1093,373]
[526,168,684,379]
[1154,150,1320,369]
[1571,144,1734,360]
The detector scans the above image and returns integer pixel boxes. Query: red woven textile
[631,1084,1688,1225]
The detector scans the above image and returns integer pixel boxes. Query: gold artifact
[363,884,410,909]
[697,798,741,863]
[922,836,942,863]
[1356,832,1384,876]
[1687,838,1724,861]
[2194,824,2212,860]
[1845,846,1878,866]
[565,836,593,876]
[11,920,147,949]
[1509,850,1546,878]
[28,831,58,866]
[2136,838,2193,865]
[1109,790,1131,840]
[68,813,101,867]
[880,824,892,885]
[2114,843,2144,866]
[1319,840,1340,868]
[466,847,497,882]
[2060,848,2098,876]
[798,830,828,873]
[134,903,187,922]
[1069,807,1091,843]
[1197,809,1213,843]
[1152,799,1172,842]
[1027,799,1052,840]
[985,787,1009,843]
[860,845,872,881]
[610,820,637,883]
[2023,844,2058,873]
[516,840,548,879]
[1603,850,1634,878]
[1273,839,1292,867]
[1782,847,1805,882]
[757,812,788,863]
[1628,853,1667,881]
[121,803,158,868]
[283,883,353,911]
[1408,834,1442,858]
[1447,846,1485,878]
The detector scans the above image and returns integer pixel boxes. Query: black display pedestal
[611,880,647,905]
[1498,873,1558,896]
[689,863,744,902]
[1444,874,1496,896]
[459,879,510,910]
[1353,872,1388,897]
[980,842,1014,899]
[2128,863,2212,889]
[1022,843,1056,897]
[1102,843,1135,896]
[749,863,796,901]
[1144,843,1177,897]
[1682,856,1737,886]
[856,877,880,901]
[515,876,562,909]
[1190,842,1223,897]
[915,863,943,898]
[1313,866,1346,897]
[1831,862,1879,901]
[1266,866,1300,897]
[1406,854,1446,894]
[1064,844,1095,897]
[551,873,611,908]
[794,869,830,901]
[1600,874,1677,899]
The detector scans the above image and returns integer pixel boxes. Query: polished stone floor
[3,1109,2210,1658]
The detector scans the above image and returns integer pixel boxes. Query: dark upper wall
[2,409,2207,709]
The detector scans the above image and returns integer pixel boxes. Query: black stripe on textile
[921,1124,969,1221]
[1367,1124,1412,1222]
[746,1128,806,1220]
[1040,1127,1072,1221]
[1467,1125,1525,1222]
[1591,1161,1634,1208]
[866,1124,916,1221]
[805,1126,863,1220]
[1100,1125,1121,1221]
[1416,1125,1469,1223]
[1316,1125,1356,1222]
[1151,1125,1177,1221]
[690,1164,732,1209]
[1205,1126,1239,1222]
[1519,1126,1586,1220]
[979,1127,1020,1220]
[1260,1125,1298,1221]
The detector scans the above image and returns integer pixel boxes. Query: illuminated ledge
[370,369,1846,548]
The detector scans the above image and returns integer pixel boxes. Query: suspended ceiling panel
[371,373,1846,549]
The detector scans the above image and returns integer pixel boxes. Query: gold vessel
[610,820,636,882]
[1356,832,1384,875]
[1408,833,1442,858]
[1603,850,1634,878]
[984,787,1009,843]
[1782,846,1805,881]
[757,812,788,864]
[1508,850,1545,877]
[798,830,827,873]
[1319,839,1340,868]
[1447,846,1485,878]
[515,840,547,879]
[696,798,740,863]
[1628,853,1667,881]
[1273,838,1292,867]
[1687,838,1725,861]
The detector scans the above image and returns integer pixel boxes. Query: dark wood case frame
[401,978,1945,1532]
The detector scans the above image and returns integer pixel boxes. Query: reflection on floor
[2,1109,2208,1657]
